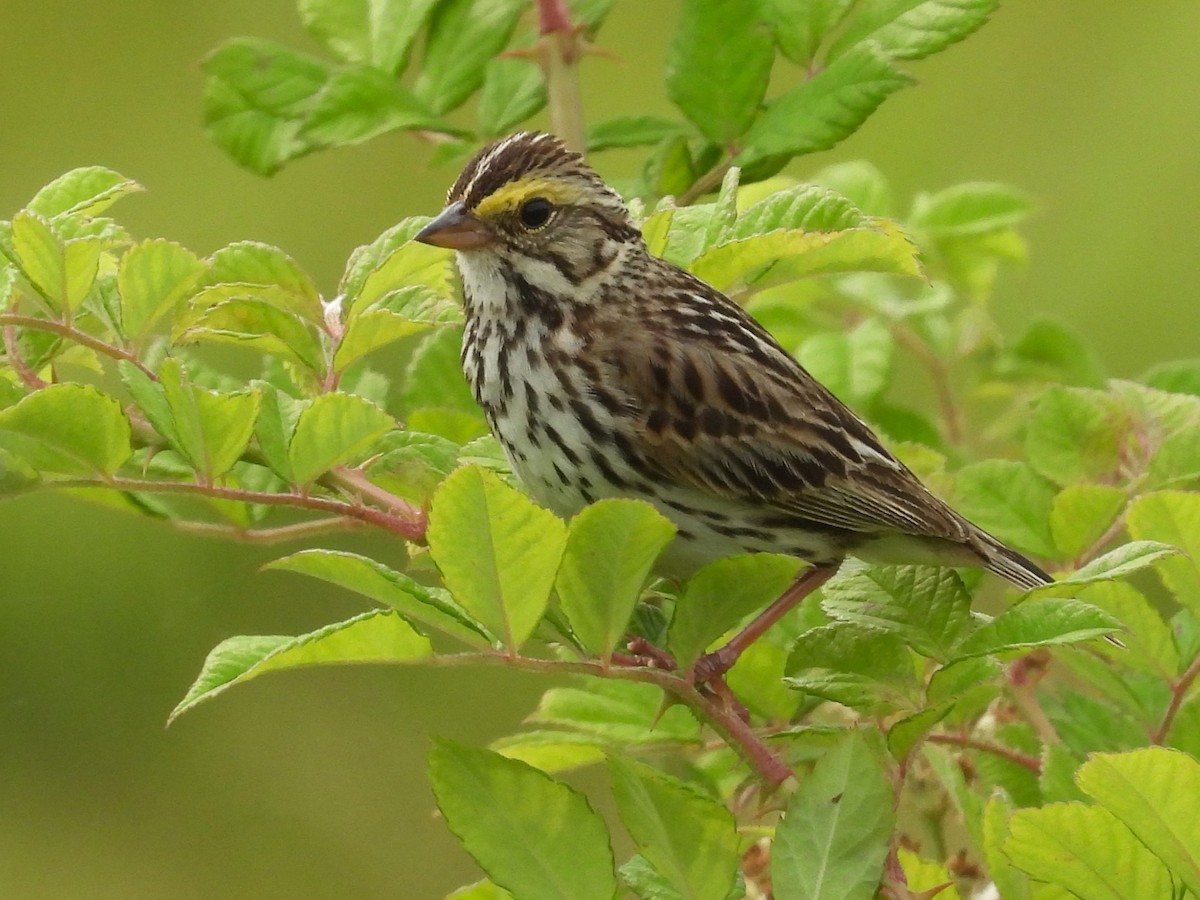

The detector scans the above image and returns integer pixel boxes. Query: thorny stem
[423,651,795,786]
[0,313,158,382]
[892,323,965,446]
[926,733,1043,775]
[1152,654,1200,744]
[33,476,427,541]
[536,0,586,154]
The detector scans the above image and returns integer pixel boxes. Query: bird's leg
[691,564,840,686]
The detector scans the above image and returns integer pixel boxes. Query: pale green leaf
[157,359,261,480]
[169,610,431,722]
[829,0,998,62]
[897,849,960,900]
[1075,582,1179,679]
[556,499,675,662]
[119,239,207,339]
[772,731,893,900]
[1127,491,1200,614]
[1024,386,1123,486]
[1049,483,1126,560]
[298,0,437,73]
[427,466,567,652]
[11,211,65,309]
[1042,541,1178,591]
[1006,802,1174,900]
[530,680,701,745]
[1076,747,1200,896]
[953,460,1057,558]
[668,554,802,671]
[608,757,740,900]
[207,241,322,323]
[334,308,431,371]
[982,793,1031,900]
[178,299,326,371]
[954,599,1120,658]
[490,731,606,774]
[912,181,1034,235]
[265,549,492,648]
[27,166,143,218]
[797,317,894,406]
[287,392,394,484]
[0,383,131,476]
[428,740,617,900]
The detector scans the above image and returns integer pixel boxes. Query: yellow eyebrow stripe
[473,177,581,219]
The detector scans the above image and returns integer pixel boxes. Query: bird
[414,131,1051,681]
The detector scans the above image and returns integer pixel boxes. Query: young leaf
[286,392,394,484]
[586,116,692,152]
[668,554,803,672]
[298,0,438,74]
[1049,483,1125,560]
[201,38,331,175]
[1076,748,1200,896]
[828,0,998,62]
[739,45,913,166]
[1024,386,1123,486]
[265,549,493,648]
[897,850,960,900]
[821,563,974,662]
[555,499,675,662]
[1044,541,1178,591]
[428,740,617,900]
[1142,358,1200,397]
[158,359,261,481]
[26,166,142,219]
[530,679,701,745]
[953,599,1120,658]
[1005,802,1174,900]
[427,466,567,652]
[169,610,432,722]
[490,730,606,774]
[207,241,322,324]
[11,211,66,309]
[666,0,774,144]
[177,299,326,372]
[764,0,854,66]
[887,704,952,762]
[118,239,207,340]
[608,757,740,900]
[952,459,1057,558]
[413,0,526,115]
[1126,491,1200,614]
[0,383,131,477]
[478,57,547,137]
[772,731,893,900]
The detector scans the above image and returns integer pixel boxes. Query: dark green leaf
[414,0,526,115]
[764,0,855,65]
[478,57,547,137]
[302,65,443,147]
[428,740,617,900]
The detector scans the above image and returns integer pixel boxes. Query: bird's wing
[590,272,971,543]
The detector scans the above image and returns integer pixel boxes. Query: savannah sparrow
[415,132,1050,677]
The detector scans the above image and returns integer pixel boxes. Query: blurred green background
[1,2,1198,896]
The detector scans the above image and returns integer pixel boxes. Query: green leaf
[739,45,913,165]
[531,680,701,745]
[1127,491,1200,614]
[478,57,547,137]
[1024,387,1123,486]
[178,299,325,371]
[1005,802,1174,900]
[1076,582,1179,679]
[772,731,893,900]
[555,500,675,663]
[350,233,454,311]
[666,0,774,143]
[811,160,894,217]
[954,599,1120,658]
[897,850,961,900]
[11,211,66,309]
[912,181,1034,236]
[428,740,617,900]
[298,0,438,73]
[365,429,460,504]
[1077,748,1200,896]
[608,757,740,900]
[981,794,1031,900]
[691,220,922,292]
[402,327,479,417]
[169,610,431,722]
[586,116,692,152]
[831,0,997,61]
[335,309,429,371]
[953,460,1057,558]
[287,392,394,484]
[156,359,261,480]
[821,563,974,662]
[302,65,443,147]
[118,239,207,340]
[202,38,331,175]
[27,166,143,218]
[490,731,606,774]
[668,555,802,672]
[764,0,855,66]
[1049,483,1125,560]
[0,383,131,477]
[887,704,952,761]
[786,624,917,708]
[1045,541,1178,590]
[207,241,322,323]
[1142,358,1200,396]
[798,317,894,406]
[427,466,567,652]
[1006,319,1106,388]
[446,880,515,900]
[414,0,526,115]
[265,549,492,648]
[734,183,867,235]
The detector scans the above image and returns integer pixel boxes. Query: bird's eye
[518,197,554,230]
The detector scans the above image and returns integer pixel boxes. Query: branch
[926,733,1043,775]
[423,651,795,787]
[0,313,158,381]
[169,516,364,544]
[535,0,586,154]
[3,323,48,390]
[1152,654,1200,744]
[40,476,426,541]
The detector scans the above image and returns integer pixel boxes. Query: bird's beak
[413,201,496,250]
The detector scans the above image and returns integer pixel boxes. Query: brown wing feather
[591,263,972,546]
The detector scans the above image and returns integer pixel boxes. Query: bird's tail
[976,531,1052,591]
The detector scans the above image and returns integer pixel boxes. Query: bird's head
[415,132,641,297]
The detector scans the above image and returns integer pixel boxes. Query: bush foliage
[2,1,1200,897]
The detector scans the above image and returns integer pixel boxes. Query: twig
[37,476,426,541]
[170,516,364,544]
[422,651,796,786]
[1152,654,1200,744]
[891,323,964,446]
[3,324,48,389]
[678,159,734,207]
[926,733,1043,775]
[0,313,158,381]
